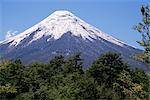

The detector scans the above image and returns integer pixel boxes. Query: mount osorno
[0,10,149,71]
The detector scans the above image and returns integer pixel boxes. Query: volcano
[0,10,149,71]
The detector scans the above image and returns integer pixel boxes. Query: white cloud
[5,30,18,39]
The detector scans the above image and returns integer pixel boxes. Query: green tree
[134,5,150,64]
[18,55,64,99]
[48,72,101,99]
[47,55,64,76]
[0,83,17,99]
[0,53,149,99]
[113,70,146,99]
[21,62,47,99]
[87,52,130,86]
[0,60,24,99]
[63,53,84,74]
[131,68,150,99]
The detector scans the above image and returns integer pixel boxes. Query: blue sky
[0,0,149,49]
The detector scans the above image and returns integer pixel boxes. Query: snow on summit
[1,10,128,47]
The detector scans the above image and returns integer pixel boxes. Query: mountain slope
[0,10,149,71]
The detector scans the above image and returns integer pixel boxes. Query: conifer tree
[134,5,150,64]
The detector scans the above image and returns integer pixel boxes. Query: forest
[0,52,149,100]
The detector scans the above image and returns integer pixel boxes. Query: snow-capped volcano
[0,10,149,71]
[2,10,126,47]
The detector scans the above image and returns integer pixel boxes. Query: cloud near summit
[5,30,18,39]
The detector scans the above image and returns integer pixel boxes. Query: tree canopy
[0,52,149,100]
[134,5,150,64]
